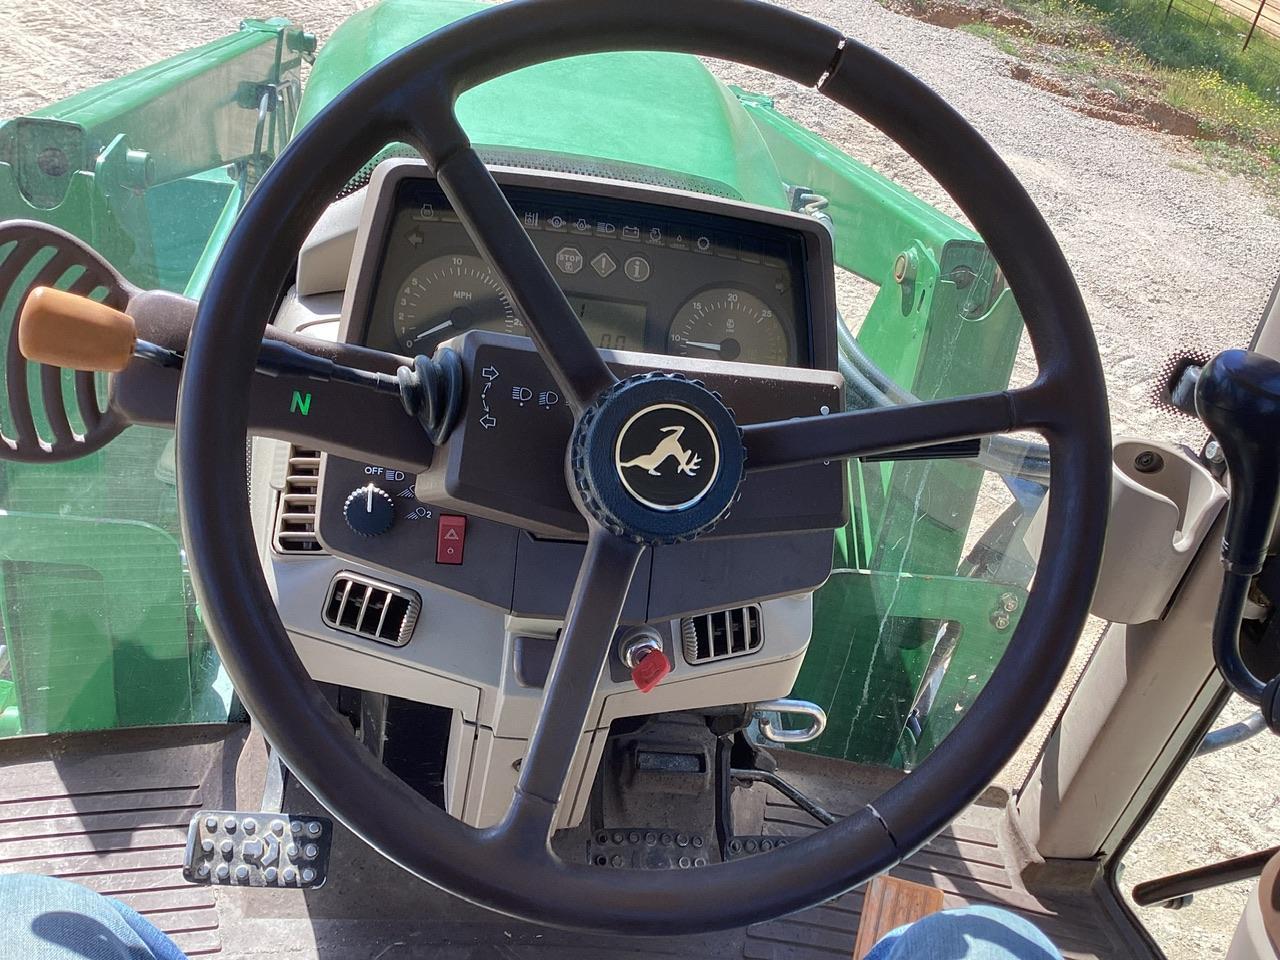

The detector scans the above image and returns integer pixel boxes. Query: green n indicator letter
[291,391,312,416]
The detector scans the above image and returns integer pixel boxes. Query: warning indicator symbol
[436,515,467,565]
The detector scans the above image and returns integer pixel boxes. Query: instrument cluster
[315,162,842,624]
[351,168,832,371]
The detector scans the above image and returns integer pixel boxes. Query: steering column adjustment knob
[343,484,396,536]
[570,372,745,545]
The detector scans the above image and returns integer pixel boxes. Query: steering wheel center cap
[615,403,720,511]
[571,373,744,544]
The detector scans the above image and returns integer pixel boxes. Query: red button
[436,514,467,564]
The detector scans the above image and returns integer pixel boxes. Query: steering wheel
[178,0,1110,934]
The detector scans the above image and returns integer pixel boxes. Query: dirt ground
[3,1,1279,957]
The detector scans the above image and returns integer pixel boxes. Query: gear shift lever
[1195,349,1280,724]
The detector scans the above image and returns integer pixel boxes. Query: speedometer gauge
[668,288,792,366]
[392,254,525,353]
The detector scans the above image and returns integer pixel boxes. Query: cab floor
[0,724,1154,959]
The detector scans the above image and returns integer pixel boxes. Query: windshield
[0,11,1045,763]
[0,20,309,736]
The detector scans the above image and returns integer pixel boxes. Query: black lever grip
[1196,350,1280,576]
[1196,349,1280,714]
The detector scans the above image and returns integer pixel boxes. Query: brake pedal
[182,810,333,888]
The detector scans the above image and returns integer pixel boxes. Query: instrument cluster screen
[567,294,646,351]
[358,175,825,369]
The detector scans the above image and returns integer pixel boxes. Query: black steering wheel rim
[177,0,1110,934]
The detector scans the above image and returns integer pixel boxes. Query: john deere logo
[615,403,719,511]
[620,426,702,477]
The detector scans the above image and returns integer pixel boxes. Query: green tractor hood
[295,0,789,208]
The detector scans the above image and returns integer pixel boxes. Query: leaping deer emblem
[619,425,702,477]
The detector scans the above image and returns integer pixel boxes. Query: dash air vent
[323,573,421,647]
[681,605,763,665]
[273,446,324,554]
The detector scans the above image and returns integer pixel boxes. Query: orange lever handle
[18,286,137,373]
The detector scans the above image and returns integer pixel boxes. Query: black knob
[1196,349,1280,707]
[1196,349,1280,575]
[343,484,395,536]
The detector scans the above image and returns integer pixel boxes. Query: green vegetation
[1070,0,1280,97]
[958,21,1026,54]
[925,0,1280,198]
[1197,137,1280,190]
[1164,66,1280,146]
[1069,0,1280,149]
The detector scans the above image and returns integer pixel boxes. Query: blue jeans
[0,874,187,960]
[864,904,1063,960]
[0,875,1062,959]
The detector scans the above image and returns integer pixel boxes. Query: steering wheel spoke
[499,529,644,848]
[742,387,1043,472]
[421,143,616,412]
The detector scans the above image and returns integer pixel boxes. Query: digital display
[568,295,646,351]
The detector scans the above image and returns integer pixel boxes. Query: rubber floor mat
[0,725,248,957]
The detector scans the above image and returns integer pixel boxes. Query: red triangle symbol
[444,528,460,540]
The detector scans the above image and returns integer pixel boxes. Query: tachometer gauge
[668,288,792,366]
[392,254,525,353]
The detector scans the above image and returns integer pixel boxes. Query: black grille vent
[681,606,763,665]
[323,573,420,647]
[273,447,323,553]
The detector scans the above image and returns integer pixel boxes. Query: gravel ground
[4,2,1279,957]
[1124,694,1280,957]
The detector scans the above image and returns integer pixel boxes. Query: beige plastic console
[1027,438,1226,624]
[1017,440,1228,859]
[1229,853,1280,960]
[1094,438,1227,623]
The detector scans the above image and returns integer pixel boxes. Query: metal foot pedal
[589,828,712,869]
[724,835,795,859]
[182,810,333,888]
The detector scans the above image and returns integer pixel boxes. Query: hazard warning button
[436,514,467,565]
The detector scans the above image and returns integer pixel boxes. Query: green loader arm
[0,18,312,294]
[738,91,1031,767]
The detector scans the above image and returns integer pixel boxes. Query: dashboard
[347,165,835,371]
[314,161,844,621]
[266,162,846,828]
